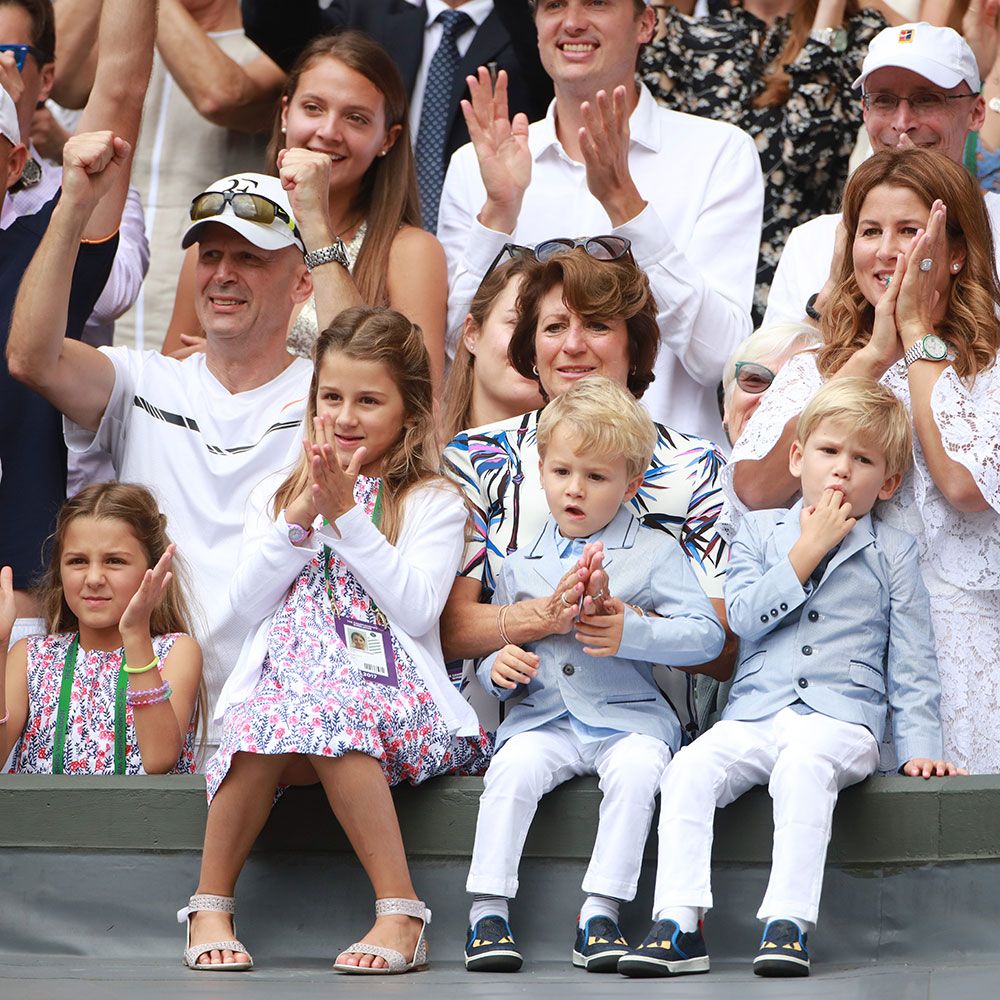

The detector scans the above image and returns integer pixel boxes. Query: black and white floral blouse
[640,2,886,323]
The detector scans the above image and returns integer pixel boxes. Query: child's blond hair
[537,377,656,480]
[797,378,912,478]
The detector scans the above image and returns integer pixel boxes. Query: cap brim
[853,55,966,91]
[181,214,302,252]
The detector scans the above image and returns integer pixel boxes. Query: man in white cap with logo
[7,159,350,737]
[764,21,994,326]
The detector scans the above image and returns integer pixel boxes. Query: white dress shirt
[437,84,764,443]
[407,0,495,141]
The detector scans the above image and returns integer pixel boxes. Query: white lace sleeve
[718,352,824,541]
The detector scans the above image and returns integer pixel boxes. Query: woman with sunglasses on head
[441,242,733,735]
[163,30,448,389]
[721,148,1000,773]
[721,324,819,446]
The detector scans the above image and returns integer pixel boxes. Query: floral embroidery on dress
[640,3,886,322]
[10,632,196,775]
[205,474,493,801]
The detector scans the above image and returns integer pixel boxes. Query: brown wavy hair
[271,306,449,545]
[507,250,660,400]
[36,482,207,753]
[440,256,537,441]
[821,148,1000,380]
[267,30,420,308]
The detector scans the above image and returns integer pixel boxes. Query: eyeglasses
[484,235,634,280]
[734,361,776,394]
[189,189,301,240]
[861,91,977,116]
[0,43,49,72]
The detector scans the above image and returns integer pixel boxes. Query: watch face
[832,29,848,53]
[287,523,311,544]
[923,335,948,360]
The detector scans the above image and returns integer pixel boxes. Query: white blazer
[214,472,481,738]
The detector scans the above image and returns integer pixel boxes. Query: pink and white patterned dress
[205,475,493,801]
[9,632,197,775]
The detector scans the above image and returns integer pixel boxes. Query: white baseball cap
[853,22,981,93]
[181,172,304,253]
[0,85,20,147]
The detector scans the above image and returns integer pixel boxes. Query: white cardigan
[214,473,480,738]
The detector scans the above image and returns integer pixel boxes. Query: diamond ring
[919,258,933,272]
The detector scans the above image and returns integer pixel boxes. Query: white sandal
[332,897,431,975]
[178,893,254,971]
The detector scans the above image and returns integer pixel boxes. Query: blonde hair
[35,482,208,756]
[797,378,912,478]
[536,376,656,480]
[271,306,448,544]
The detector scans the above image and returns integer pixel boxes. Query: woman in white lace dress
[164,32,448,388]
[723,149,1000,772]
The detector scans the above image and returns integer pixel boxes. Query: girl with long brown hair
[0,483,204,775]
[722,148,1000,773]
[164,30,448,388]
[181,307,490,976]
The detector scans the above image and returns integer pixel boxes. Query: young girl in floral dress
[0,483,204,776]
[181,307,491,975]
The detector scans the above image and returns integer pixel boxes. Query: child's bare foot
[187,909,251,967]
[335,913,425,971]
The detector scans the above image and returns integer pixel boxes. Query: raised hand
[963,0,1000,78]
[309,415,364,525]
[896,200,948,350]
[536,564,587,637]
[866,251,906,375]
[579,542,614,617]
[0,566,16,646]
[0,51,25,107]
[277,146,333,245]
[579,87,645,227]
[60,130,132,215]
[490,644,540,690]
[460,67,531,233]
[119,545,175,640]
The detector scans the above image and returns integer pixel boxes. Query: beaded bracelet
[123,655,160,675]
[126,682,172,708]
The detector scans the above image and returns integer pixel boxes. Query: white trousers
[653,706,879,925]
[467,717,671,899]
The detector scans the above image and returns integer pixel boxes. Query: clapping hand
[309,415,364,526]
[579,542,614,617]
[895,199,948,351]
[461,67,531,233]
[119,545,174,639]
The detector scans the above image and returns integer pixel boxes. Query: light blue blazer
[723,502,944,765]
[479,505,725,751]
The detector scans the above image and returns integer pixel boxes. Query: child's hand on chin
[901,757,968,778]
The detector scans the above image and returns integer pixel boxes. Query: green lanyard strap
[53,635,128,776]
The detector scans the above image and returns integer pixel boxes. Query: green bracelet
[123,654,160,675]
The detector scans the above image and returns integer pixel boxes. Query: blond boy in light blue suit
[463,378,725,975]
[621,379,965,982]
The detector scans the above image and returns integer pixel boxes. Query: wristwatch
[809,27,848,53]
[304,239,349,271]
[903,334,950,367]
[286,522,313,545]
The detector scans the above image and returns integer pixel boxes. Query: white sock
[763,915,811,935]
[653,905,700,933]
[579,894,621,927]
[469,894,509,926]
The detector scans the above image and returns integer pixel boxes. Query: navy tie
[416,8,474,233]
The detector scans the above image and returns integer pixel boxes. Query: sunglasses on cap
[0,44,49,72]
[484,235,634,280]
[189,189,302,241]
[734,361,776,394]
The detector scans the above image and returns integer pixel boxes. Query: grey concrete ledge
[2,773,999,864]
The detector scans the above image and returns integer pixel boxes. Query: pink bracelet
[126,682,172,708]
[0,709,8,725]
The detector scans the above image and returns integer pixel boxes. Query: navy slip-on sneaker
[617,918,710,977]
[572,915,629,973]
[464,915,523,973]
[753,919,810,977]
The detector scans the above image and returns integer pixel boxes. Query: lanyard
[322,485,387,625]
[52,635,128,776]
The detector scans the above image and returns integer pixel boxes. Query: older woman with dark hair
[441,243,733,739]
[722,148,1000,773]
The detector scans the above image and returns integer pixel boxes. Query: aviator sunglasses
[734,361,776,394]
[484,235,634,280]
[189,189,302,241]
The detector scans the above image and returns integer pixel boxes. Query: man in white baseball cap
[765,22,993,328]
[0,73,26,214]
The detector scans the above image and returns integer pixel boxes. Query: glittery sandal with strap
[332,897,431,975]
[177,893,254,971]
